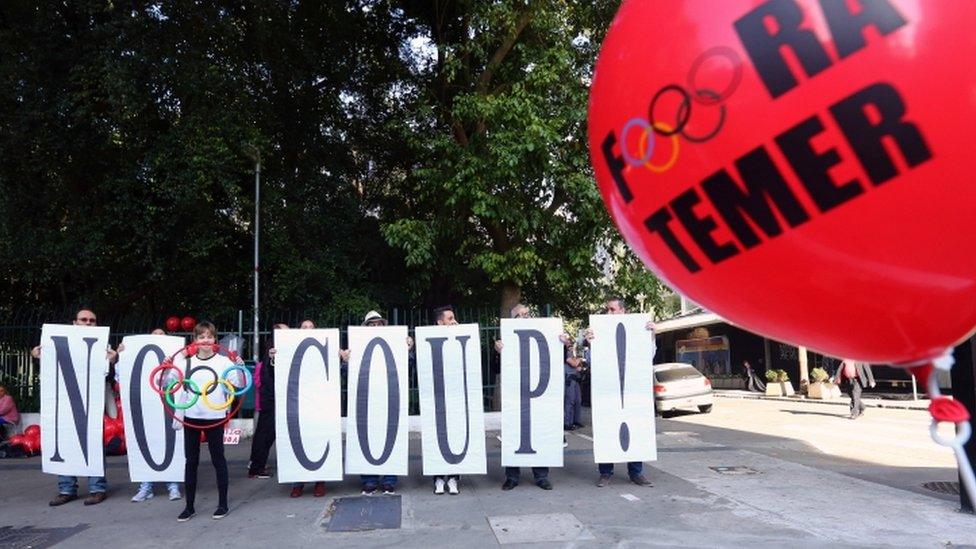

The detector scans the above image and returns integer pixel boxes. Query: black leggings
[184,418,228,510]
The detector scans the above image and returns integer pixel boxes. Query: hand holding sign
[588,0,976,365]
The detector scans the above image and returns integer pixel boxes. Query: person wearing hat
[340,310,413,495]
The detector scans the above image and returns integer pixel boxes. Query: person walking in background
[837,359,875,419]
[744,360,766,393]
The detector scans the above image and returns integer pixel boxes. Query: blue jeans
[360,475,397,489]
[58,475,107,495]
[138,481,180,492]
[598,462,643,477]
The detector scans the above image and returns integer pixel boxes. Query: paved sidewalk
[1,410,972,547]
[715,389,930,410]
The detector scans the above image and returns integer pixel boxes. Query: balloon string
[915,355,976,506]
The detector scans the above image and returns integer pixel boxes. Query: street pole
[252,155,261,362]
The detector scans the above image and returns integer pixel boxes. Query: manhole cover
[0,525,88,549]
[709,466,760,475]
[487,513,594,545]
[922,481,960,495]
[325,495,401,532]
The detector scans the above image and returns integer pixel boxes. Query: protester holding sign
[499,304,572,491]
[35,309,117,507]
[427,306,463,495]
[172,322,245,522]
[586,298,655,488]
[285,320,328,498]
[126,328,183,503]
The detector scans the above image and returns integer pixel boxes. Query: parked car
[654,362,713,415]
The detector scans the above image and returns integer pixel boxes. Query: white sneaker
[434,478,445,495]
[447,477,459,495]
[131,489,153,502]
[168,487,182,501]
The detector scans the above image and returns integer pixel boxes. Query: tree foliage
[0,0,669,322]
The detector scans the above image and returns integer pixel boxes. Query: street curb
[713,390,929,411]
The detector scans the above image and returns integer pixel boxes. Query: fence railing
[0,305,554,414]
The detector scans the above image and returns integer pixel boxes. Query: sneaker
[213,506,229,520]
[361,485,377,495]
[535,478,553,490]
[313,482,327,498]
[501,479,518,491]
[596,475,611,487]
[434,478,445,495]
[49,493,78,506]
[447,477,459,495]
[563,437,569,448]
[177,508,195,522]
[630,474,653,487]
[84,492,107,506]
[290,485,304,498]
[131,488,154,502]
[250,468,271,479]
[380,484,396,495]
[168,487,182,501]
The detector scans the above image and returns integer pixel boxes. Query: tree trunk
[500,282,522,318]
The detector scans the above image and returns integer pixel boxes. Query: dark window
[655,367,703,383]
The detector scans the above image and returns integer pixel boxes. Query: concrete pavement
[1,398,973,548]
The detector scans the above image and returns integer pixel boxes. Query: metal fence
[0,305,556,414]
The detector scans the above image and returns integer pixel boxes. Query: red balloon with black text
[165,316,181,332]
[588,0,976,364]
[181,316,196,332]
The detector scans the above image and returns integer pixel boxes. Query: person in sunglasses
[32,309,118,506]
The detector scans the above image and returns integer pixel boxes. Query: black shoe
[177,508,195,522]
[212,506,229,519]
[563,424,575,431]
[535,478,553,490]
[573,422,584,429]
[501,479,518,491]
[361,485,377,495]
[380,484,396,495]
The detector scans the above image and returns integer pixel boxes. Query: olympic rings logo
[620,46,743,173]
[149,344,253,415]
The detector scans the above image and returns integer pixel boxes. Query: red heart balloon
[23,424,40,438]
[165,316,181,332]
[588,0,976,364]
[181,316,197,331]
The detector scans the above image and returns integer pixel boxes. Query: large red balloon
[588,0,976,364]
[165,316,181,332]
[23,424,40,438]
[181,316,197,332]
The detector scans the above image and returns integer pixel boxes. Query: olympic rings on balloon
[620,44,743,173]
[637,122,680,173]
[200,379,236,411]
[219,365,253,397]
[182,365,219,396]
[687,46,743,106]
[165,378,200,410]
[149,362,182,395]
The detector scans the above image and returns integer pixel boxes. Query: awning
[654,311,727,334]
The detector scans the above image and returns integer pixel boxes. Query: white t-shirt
[179,353,240,420]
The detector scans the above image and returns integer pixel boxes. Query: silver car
[654,362,714,415]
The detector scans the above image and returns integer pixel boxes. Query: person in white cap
[339,310,413,495]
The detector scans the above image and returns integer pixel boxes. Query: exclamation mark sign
[616,322,630,451]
